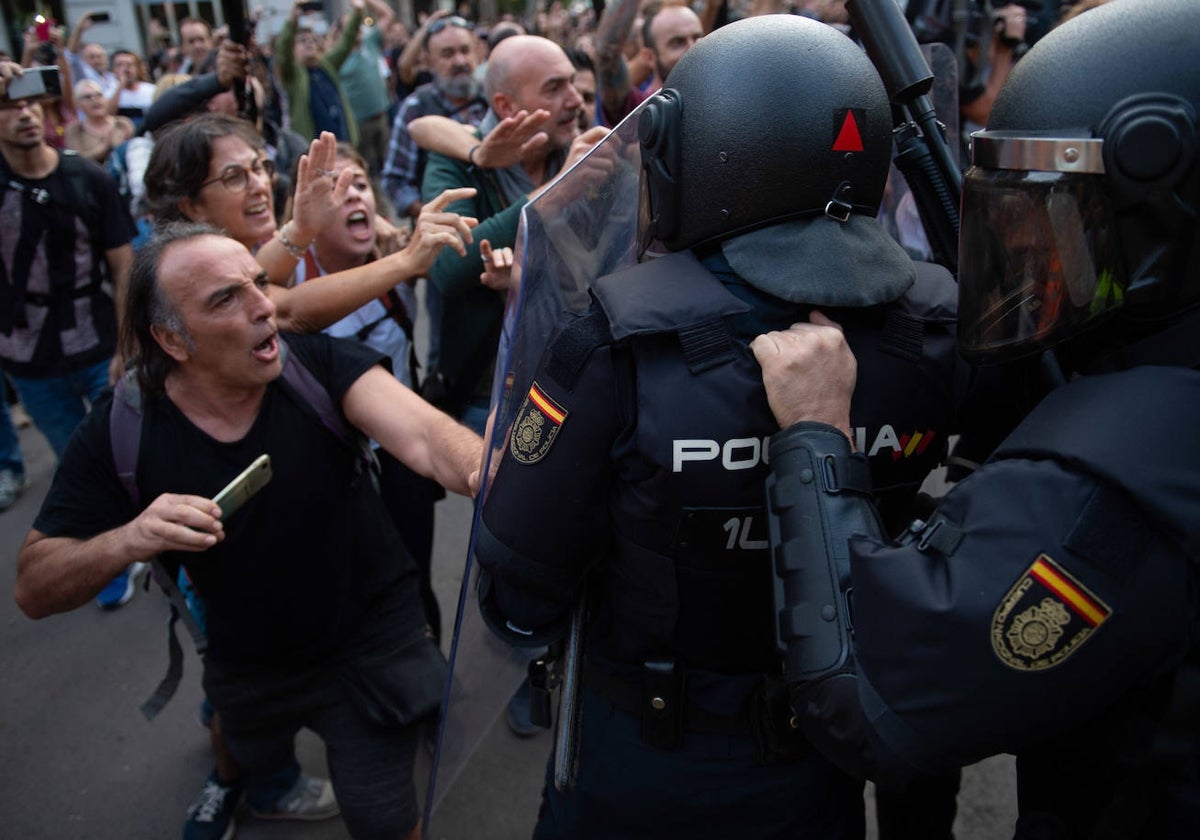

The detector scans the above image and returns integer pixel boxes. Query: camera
[90,12,112,24]
[298,1,324,13]
[5,66,63,102]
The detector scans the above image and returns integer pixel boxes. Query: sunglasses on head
[427,16,473,37]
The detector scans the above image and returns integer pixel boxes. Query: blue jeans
[0,377,25,476]
[12,359,111,459]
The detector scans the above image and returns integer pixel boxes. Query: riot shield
[423,101,648,838]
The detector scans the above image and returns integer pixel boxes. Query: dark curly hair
[143,113,264,223]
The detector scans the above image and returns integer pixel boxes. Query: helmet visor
[958,166,1127,364]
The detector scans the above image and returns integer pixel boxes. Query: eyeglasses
[427,16,472,37]
[198,158,276,192]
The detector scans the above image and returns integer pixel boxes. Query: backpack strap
[276,337,381,489]
[113,342,381,719]
[110,373,209,721]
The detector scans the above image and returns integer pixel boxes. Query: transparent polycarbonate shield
[423,101,648,837]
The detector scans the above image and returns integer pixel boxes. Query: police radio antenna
[847,0,963,273]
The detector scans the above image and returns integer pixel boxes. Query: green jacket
[276,10,362,146]
[422,146,527,410]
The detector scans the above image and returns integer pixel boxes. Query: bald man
[419,34,605,433]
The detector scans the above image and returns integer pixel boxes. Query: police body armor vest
[585,250,961,677]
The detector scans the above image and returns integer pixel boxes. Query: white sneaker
[0,469,23,511]
[251,774,339,822]
[95,562,150,610]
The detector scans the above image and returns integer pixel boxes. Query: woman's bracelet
[277,222,310,259]
[467,143,481,169]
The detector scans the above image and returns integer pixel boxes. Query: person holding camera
[0,62,137,606]
[65,11,118,98]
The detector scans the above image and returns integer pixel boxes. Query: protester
[15,219,483,840]
[64,78,133,164]
[419,35,603,433]
[0,60,138,606]
[337,0,396,177]
[275,0,362,145]
[292,142,448,641]
[107,49,156,130]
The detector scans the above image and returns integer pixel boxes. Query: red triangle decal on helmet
[832,111,864,153]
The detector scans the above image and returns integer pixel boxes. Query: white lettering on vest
[672,437,771,471]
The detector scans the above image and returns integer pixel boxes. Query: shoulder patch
[991,553,1111,671]
[509,381,568,464]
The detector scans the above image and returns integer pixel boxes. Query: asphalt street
[0,410,1017,839]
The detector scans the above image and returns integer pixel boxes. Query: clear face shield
[958,131,1128,364]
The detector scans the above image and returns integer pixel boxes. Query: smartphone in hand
[212,455,272,519]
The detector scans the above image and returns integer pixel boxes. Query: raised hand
[479,239,514,291]
[475,109,552,169]
[290,131,353,243]
[401,187,479,275]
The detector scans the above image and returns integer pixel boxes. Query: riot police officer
[473,15,975,839]
[754,1,1200,837]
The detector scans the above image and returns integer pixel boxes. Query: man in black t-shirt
[14,223,482,840]
[0,60,136,605]
[0,64,133,453]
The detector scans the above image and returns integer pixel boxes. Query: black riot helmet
[638,14,893,255]
[958,0,1200,365]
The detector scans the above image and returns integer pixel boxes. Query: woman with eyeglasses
[144,113,478,333]
[65,78,134,165]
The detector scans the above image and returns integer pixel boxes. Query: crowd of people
[9,0,1195,839]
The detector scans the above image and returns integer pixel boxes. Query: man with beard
[382,15,488,222]
[420,32,606,738]
[420,35,605,435]
[595,0,704,126]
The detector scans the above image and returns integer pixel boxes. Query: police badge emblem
[510,381,567,464]
[992,553,1112,671]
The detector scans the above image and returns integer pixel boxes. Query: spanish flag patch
[991,553,1112,672]
[509,381,567,465]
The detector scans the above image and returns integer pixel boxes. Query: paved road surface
[0,413,1017,839]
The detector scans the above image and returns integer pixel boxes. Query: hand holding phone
[5,66,63,102]
[212,455,273,519]
[34,15,55,42]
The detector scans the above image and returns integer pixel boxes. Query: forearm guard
[768,422,885,682]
